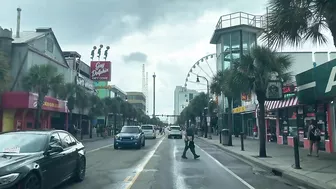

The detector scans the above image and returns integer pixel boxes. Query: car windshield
[171,127,180,130]
[121,127,139,133]
[142,126,153,130]
[0,133,48,153]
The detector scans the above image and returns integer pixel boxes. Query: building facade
[127,92,146,113]
[110,85,127,100]
[0,26,94,133]
[173,86,199,122]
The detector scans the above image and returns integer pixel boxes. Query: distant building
[110,85,127,100]
[127,92,146,113]
[173,86,199,122]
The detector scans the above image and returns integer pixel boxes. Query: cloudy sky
[1,0,335,121]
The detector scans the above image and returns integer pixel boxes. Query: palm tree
[58,83,77,131]
[102,97,120,134]
[264,0,336,48]
[232,45,292,157]
[210,69,241,145]
[0,51,11,93]
[22,64,64,129]
[75,86,90,140]
[88,95,103,138]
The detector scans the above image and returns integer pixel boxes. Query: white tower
[142,64,146,94]
[145,71,149,115]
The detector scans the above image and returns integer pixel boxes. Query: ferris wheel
[184,53,216,93]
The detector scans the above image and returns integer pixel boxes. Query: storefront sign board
[296,59,336,103]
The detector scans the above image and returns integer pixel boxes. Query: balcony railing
[215,12,265,30]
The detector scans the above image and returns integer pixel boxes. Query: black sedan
[0,130,86,189]
[114,126,145,149]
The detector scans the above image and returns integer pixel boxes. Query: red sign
[28,93,68,112]
[90,61,111,81]
[282,85,297,94]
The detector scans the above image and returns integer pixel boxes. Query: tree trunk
[34,94,45,129]
[104,115,108,127]
[80,114,83,140]
[227,97,233,146]
[257,95,267,157]
[113,114,117,135]
[69,111,73,131]
[89,120,92,138]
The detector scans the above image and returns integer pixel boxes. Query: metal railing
[215,12,265,30]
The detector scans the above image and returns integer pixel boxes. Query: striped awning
[265,96,298,110]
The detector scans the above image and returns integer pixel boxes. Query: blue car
[114,126,145,149]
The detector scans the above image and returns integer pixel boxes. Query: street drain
[271,169,283,177]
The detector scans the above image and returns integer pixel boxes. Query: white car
[168,126,183,139]
[141,124,156,139]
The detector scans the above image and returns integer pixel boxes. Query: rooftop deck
[215,12,265,30]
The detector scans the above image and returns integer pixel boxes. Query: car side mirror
[45,144,63,155]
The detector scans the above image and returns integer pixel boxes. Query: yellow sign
[232,106,246,113]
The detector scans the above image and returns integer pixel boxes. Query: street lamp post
[196,75,212,139]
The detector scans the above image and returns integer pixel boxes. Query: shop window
[26,122,33,129]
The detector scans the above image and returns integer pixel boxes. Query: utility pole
[153,73,156,118]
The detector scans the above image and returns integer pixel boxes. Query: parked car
[0,130,86,189]
[114,126,145,149]
[141,125,156,139]
[167,125,183,139]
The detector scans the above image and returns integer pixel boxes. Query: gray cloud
[123,52,148,63]
[0,0,267,45]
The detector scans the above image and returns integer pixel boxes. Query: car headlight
[134,135,140,139]
[0,173,20,185]
[115,135,120,140]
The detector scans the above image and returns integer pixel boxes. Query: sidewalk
[197,135,336,189]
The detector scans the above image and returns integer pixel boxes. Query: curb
[80,136,113,143]
[197,137,335,189]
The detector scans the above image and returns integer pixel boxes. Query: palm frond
[263,0,331,48]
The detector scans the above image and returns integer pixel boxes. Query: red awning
[1,92,68,113]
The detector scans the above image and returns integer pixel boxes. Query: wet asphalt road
[58,134,307,189]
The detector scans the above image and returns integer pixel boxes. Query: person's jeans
[182,140,197,157]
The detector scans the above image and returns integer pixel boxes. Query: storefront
[296,58,336,153]
[232,104,256,137]
[0,92,68,132]
[260,96,299,146]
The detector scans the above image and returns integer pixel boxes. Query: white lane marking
[196,145,255,189]
[173,140,189,189]
[125,136,165,189]
[87,144,113,153]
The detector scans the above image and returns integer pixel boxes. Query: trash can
[221,129,231,145]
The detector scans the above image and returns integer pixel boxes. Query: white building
[173,86,199,122]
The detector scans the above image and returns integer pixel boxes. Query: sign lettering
[90,61,111,81]
[325,66,336,93]
[92,62,108,79]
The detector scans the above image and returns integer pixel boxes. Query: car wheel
[142,139,145,147]
[114,145,118,149]
[74,157,86,182]
[168,135,170,139]
[20,173,41,189]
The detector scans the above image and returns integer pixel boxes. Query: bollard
[219,131,222,144]
[240,132,244,151]
[293,136,301,169]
